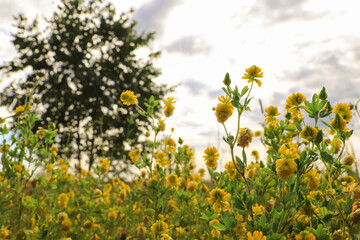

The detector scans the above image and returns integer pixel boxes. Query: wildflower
[300,125,318,142]
[163,97,176,117]
[187,181,198,193]
[36,127,46,139]
[215,95,234,123]
[304,168,320,190]
[187,161,196,171]
[264,105,280,126]
[137,226,147,237]
[297,215,310,226]
[203,146,220,169]
[242,65,263,87]
[209,219,219,228]
[246,231,267,240]
[295,230,316,240]
[285,93,306,113]
[120,90,137,105]
[307,191,323,201]
[14,104,32,114]
[251,150,260,161]
[108,208,117,221]
[237,128,253,148]
[0,145,9,153]
[332,229,350,240]
[333,103,352,122]
[254,130,262,137]
[342,176,355,192]
[298,202,319,217]
[225,161,240,179]
[144,131,151,137]
[165,174,181,190]
[57,212,68,222]
[61,218,72,232]
[276,143,299,180]
[151,220,168,235]
[128,149,141,163]
[156,152,169,167]
[12,164,22,172]
[351,183,360,200]
[83,220,93,229]
[175,227,186,238]
[233,213,247,238]
[342,155,355,166]
[0,226,11,239]
[330,114,347,131]
[252,203,265,216]
[207,188,231,213]
[168,200,178,212]
[198,168,205,176]
[99,158,110,173]
[211,229,221,238]
[164,138,176,153]
[58,193,69,209]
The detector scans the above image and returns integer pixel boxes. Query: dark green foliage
[0,0,171,174]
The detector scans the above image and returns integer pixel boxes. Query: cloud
[165,35,212,55]
[133,0,181,37]
[245,0,323,26]
[181,79,207,94]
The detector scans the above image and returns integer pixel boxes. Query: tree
[0,0,171,174]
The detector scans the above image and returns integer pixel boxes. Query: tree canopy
[0,0,171,174]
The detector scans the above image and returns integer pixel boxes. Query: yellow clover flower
[215,95,234,123]
[247,231,267,240]
[163,97,176,117]
[207,188,231,213]
[300,125,318,142]
[264,105,280,126]
[128,149,141,163]
[99,158,110,173]
[151,220,168,235]
[333,102,352,122]
[237,128,253,148]
[120,90,137,106]
[203,146,220,170]
[242,65,263,87]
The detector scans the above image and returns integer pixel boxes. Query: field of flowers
[1,66,360,239]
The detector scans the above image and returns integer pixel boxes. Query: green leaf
[315,130,323,145]
[240,85,249,97]
[262,168,274,175]
[212,223,227,231]
[242,148,247,166]
[285,192,297,203]
[321,152,333,164]
[200,213,209,221]
[304,100,314,112]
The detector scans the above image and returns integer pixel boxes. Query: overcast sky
[1,0,360,170]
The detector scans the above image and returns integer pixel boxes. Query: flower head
[237,128,253,148]
[304,168,320,190]
[163,97,176,117]
[203,146,220,169]
[242,65,263,87]
[14,104,32,114]
[165,174,181,190]
[330,114,347,131]
[120,90,137,106]
[156,152,169,167]
[247,231,267,240]
[215,95,234,123]
[99,158,110,173]
[333,103,352,122]
[207,188,231,213]
[151,220,168,235]
[300,125,318,142]
[264,105,280,126]
[128,149,141,163]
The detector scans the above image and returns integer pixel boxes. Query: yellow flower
[333,103,352,122]
[276,158,297,180]
[157,119,166,132]
[163,97,176,117]
[242,65,263,87]
[61,218,72,232]
[351,183,360,200]
[0,226,11,239]
[164,138,176,153]
[151,220,168,235]
[225,161,241,180]
[233,213,247,238]
[0,145,9,153]
[252,203,265,216]
[330,114,347,131]
[156,152,169,167]
[246,163,260,178]
[251,150,260,161]
[215,95,234,124]
[165,174,181,190]
[286,93,306,112]
[58,193,69,209]
[108,209,117,221]
[300,125,318,142]
[247,231,267,240]
[120,90,137,105]
[237,128,253,148]
[12,164,22,172]
[128,149,141,163]
[187,181,198,193]
[203,146,220,169]
[307,191,323,201]
[295,230,316,240]
[209,219,219,228]
[342,176,355,192]
[14,104,32,114]
[304,168,320,190]
[298,202,319,216]
[57,212,68,222]
[211,229,221,238]
[264,105,280,126]
[207,188,231,213]
[99,158,110,173]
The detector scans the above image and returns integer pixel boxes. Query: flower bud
[223,72,231,86]
[319,87,328,100]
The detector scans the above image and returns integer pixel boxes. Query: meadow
[1,66,359,239]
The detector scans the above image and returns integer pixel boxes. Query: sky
[1,0,360,171]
